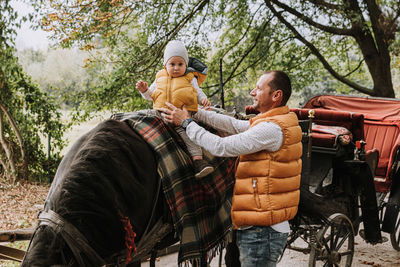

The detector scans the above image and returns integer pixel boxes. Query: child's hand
[136,80,148,93]
[200,98,211,107]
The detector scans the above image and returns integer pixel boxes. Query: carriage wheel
[309,213,354,267]
[390,213,400,251]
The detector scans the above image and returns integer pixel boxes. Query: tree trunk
[371,60,394,98]
[347,0,395,97]
[0,102,27,183]
[355,34,394,97]
[0,112,17,183]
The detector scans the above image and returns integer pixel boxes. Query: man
[162,70,302,266]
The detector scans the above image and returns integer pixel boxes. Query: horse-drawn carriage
[2,94,400,267]
[284,94,400,266]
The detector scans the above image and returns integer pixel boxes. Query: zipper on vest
[252,178,261,209]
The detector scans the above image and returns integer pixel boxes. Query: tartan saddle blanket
[112,110,236,264]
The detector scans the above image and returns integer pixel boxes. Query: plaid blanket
[112,110,236,264]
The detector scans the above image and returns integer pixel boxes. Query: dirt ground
[0,182,48,230]
[0,182,48,267]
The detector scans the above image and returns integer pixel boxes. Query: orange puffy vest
[231,106,302,228]
[152,69,198,112]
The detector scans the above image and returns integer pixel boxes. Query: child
[136,40,214,179]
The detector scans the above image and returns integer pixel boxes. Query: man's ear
[272,89,283,104]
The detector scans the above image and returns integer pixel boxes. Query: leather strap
[38,210,107,267]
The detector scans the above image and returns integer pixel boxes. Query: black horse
[22,119,176,266]
[22,117,240,266]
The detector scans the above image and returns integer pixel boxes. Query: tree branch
[387,5,400,33]
[192,3,210,38]
[343,59,364,78]
[138,0,210,73]
[365,0,388,54]
[268,0,355,36]
[153,0,210,45]
[222,19,273,86]
[265,0,374,95]
[207,36,295,96]
[307,0,340,10]
[220,5,264,59]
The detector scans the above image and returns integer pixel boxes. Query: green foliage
[33,0,306,112]
[0,0,66,183]
[18,48,103,109]
[32,0,400,115]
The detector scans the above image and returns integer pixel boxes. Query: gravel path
[141,232,400,267]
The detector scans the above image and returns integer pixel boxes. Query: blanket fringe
[178,239,228,267]
[207,240,227,264]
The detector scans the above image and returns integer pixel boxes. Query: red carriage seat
[290,108,364,148]
[364,121,400,178]
[303,94,400,192]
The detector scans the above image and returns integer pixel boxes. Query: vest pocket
[252,178,261,209]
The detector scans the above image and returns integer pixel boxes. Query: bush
[0,0,66,183]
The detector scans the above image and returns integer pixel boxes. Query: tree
[0,0,66,183]
[34,0,400,112]
[264,0,400,97]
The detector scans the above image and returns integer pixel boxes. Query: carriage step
[359,229,388,243]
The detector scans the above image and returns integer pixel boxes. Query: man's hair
[264,70,292,106]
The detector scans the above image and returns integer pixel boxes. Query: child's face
[166,56,186,78]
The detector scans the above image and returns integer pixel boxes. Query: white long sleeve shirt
[187,108,290,233]
[141,77,208,102]
[188,109,283,157]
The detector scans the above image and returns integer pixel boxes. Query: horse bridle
[37,209,125,267]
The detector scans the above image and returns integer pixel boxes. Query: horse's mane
[23,119,160,265]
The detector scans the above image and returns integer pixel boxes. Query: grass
[61,112,111,155]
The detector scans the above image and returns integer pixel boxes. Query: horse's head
[22,224,77,266]
[22,119,161,266]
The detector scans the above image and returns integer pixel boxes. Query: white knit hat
[163,40,189,66]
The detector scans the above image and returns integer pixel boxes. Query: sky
[11,1,50,50]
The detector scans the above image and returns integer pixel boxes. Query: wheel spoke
[323,236,331,253]
[333,221,345,248]
[317,257,328,262]
[339,250,353,256]
[336,231,350,250]
[391,212,400,250]
[396,216,400,243]
[330,224,335,248]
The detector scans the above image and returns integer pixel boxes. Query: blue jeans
[236,226,288,267]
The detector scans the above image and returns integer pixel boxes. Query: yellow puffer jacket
[152,69,198,112]
[231,106,302,228]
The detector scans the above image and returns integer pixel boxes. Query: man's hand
[200,98,211,107]
[161,102,190,126]
[136,80,148,93]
